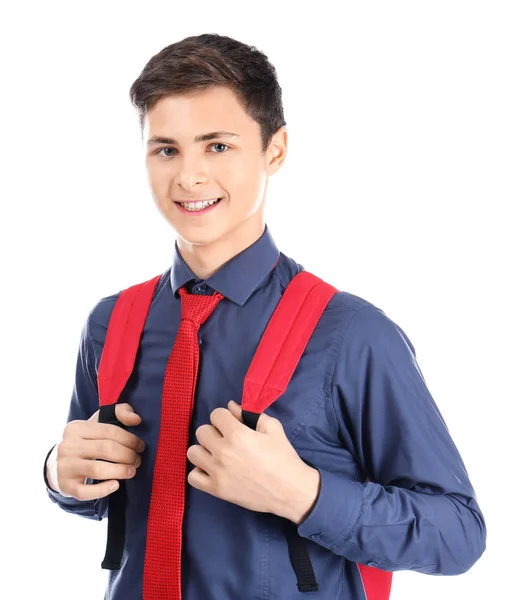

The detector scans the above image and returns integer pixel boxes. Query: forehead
[143,86,257,141]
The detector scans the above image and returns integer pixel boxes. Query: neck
[176,214,266,281]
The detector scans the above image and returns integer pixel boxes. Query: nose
[174,154,210,189]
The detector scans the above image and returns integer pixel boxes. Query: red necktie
[143,286,224,599]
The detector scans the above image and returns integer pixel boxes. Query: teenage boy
[44,34,486,600]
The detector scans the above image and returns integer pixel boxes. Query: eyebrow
[147,131,240,146]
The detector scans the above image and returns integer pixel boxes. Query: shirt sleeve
[297,305,487,575]
[43,311,109,521]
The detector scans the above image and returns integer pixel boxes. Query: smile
[175,197,223,215]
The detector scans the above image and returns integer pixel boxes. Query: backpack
[95,270,392,598]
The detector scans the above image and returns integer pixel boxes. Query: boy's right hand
[50,403,145,501]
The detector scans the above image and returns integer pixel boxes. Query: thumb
[88,403,142,425]
[227,400,244,423]
[227,400,280,433]
[254,410,280,433]
[115,403,142,426]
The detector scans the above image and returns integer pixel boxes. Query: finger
[82,456,138,482]
[70,438,142,466]
[79,421,145,453]
[57,455,137,497]
[87,403,142,427]
[71,479,122,501]
[187,444,215,473]
[114,404,143,426]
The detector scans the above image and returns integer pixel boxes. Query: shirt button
[198,284,207,292]
[367,561,378,567]
[310,534,320,540]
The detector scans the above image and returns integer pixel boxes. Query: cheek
[146,165,172,199]
[229,167,266,209]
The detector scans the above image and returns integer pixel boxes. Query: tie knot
[178,287,224,325]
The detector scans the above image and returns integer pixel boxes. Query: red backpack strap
[96,272,162,571]
[240,271,393,599]
[98,273,163,409]
[241,270,338,420]
[240,270,337,593]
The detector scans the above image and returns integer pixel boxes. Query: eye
[155,143,229,158]
[210,143,229,153]
[157,147,176,158]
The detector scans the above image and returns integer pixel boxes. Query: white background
[2,1,514,598]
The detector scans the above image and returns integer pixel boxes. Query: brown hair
[129,33,287,153]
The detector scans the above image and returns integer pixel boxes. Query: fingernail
[139,441,145,452]
[110,482,119,491]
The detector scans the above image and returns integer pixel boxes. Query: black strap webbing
[98,403,126,570]
[242,409,319,593]
[98,405,320,591]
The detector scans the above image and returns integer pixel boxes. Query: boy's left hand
[186,400,321,523]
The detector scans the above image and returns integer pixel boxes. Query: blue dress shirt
[44,224,486,599]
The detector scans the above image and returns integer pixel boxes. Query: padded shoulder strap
[97,270,338,414]
[97,274,163,407]
[241,270,338,414]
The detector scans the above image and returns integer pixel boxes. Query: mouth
[174,197,223,215]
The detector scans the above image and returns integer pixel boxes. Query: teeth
[179,198,220,211]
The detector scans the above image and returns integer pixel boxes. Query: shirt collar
[170,223,280,306]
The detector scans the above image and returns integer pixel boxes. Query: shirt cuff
[297,467,364,550]
[43,443,76,499]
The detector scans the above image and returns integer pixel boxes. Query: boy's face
[143,85,287,248]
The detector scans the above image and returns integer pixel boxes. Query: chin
[174,224,232,247]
